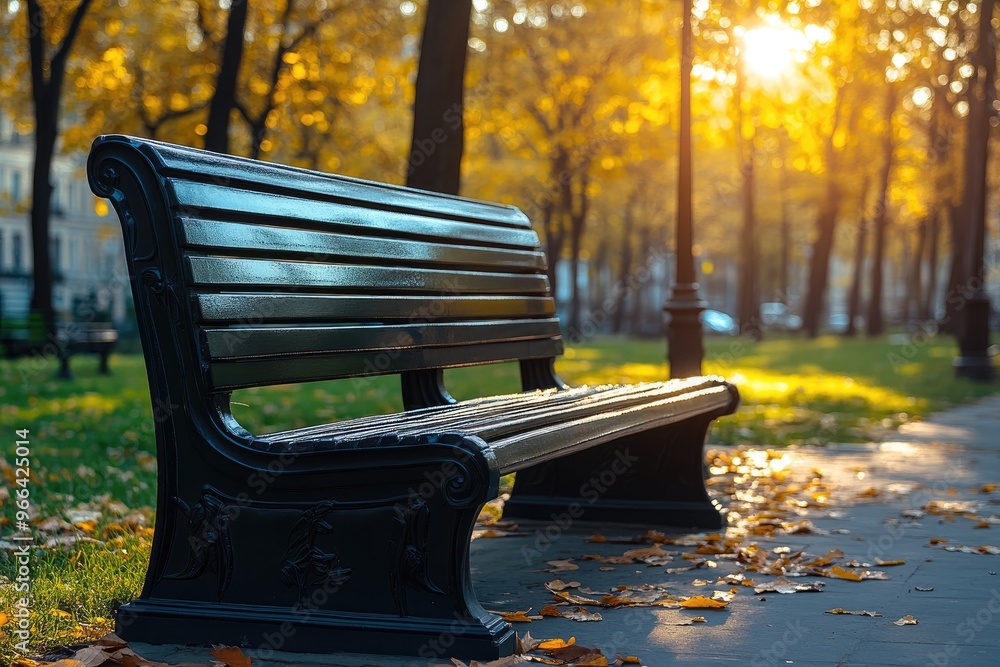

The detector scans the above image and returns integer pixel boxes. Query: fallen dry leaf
[914,587,934,592]
[712,589,736,603]
[97,633,127,648]
[517,632,541,653]
[753,577,824,594]
[874,558,905,566]
[543,559,580,573]
[825,608,882,617]
[560,607,603,622]
[545,579,581,591]
[539,605,564,617]
[550,590,600,605]
[679,596,728,609]
[108,647,172,667]
[210,646,252,667]
[497,610,538,623]
[70,646,111,667]
[537,637,575,650]
[589,534,607,543]
[893,615,919,626]
[603,544,673,565]
[616,655,642,664]
[829,566,863,582]
[675,616,708,626]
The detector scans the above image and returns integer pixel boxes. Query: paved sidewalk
[138,394,1000,667]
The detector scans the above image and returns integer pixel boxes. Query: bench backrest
[88,135,562,398]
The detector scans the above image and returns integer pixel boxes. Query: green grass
[0,333,997,660]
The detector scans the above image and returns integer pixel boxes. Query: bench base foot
[503,416,725,530]
[116,598,516,660]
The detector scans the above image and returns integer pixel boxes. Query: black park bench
[56,322,118,379]
[87,135,739,660]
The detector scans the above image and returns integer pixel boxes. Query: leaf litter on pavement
[17,447,986,667]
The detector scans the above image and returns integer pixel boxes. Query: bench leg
[57,353,73,380]
[502,415,724,531]
[116,436,515,660]
[98,351,111,375]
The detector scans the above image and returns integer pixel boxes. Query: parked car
[701,309,738,335]
[760,302,802,331]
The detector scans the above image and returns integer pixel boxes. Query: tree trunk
[778,158,792,304]
[568,170,590,335]
[735,60,758,336]
[737,137,757,336]
[942,200,966,333]
[866,84,897,337]
[955,0,995,362]
[802,84,848,338]
[26,0,94,344]
[905,216,928,323]
[611,200,635,334]
[922,208,940,320]
[630,227,652,335]
[406,0,472,194]
[205,0,248,154]
[845,176,871,338]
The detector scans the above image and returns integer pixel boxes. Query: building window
[11,171,21,204]
[13,232,23,272]
[52,180,63,216]
[0,229,4,271]
[52,236,62,274]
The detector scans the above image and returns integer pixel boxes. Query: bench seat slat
[204,319,563,359]
[187,257,550,295]
[148,138,532,229]
[251,379,735,475]
[170,181,540,249]
[181,218,548,273]
[194,294,557,324]
[489,385,733,473]
[264,377,722,443]
[209,338,563,390]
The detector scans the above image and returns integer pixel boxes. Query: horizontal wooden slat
[204,319,563,359]
[187,257,551,295]
[145,138,531,229]
[257,378,734,454]
[209,338,563,391]
[170,181,540,249]
[491,386,734,473]
[180,218,547,273]
[195,294,557,324]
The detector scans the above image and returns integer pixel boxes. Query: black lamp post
[665,0,707,379]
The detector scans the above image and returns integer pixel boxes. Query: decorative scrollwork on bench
[163,487,235,600]
[280,501,353,605]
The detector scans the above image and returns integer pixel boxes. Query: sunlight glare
[911,86,932,108]
[742,23,811,79]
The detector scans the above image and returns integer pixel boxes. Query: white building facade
[0,114,129,325]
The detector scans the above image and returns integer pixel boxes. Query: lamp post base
[665,283,707,379]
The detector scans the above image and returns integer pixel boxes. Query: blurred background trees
[0,0,997,342]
